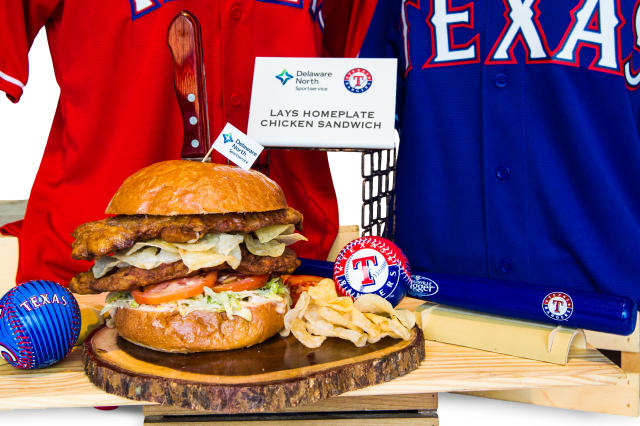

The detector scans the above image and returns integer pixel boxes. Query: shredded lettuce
[93,226,306,278]
[100,278,290,323]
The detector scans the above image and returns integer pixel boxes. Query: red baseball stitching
[4,286,34,369]
[64,287,81,352]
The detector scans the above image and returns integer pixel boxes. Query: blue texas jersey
[360,0,640,303]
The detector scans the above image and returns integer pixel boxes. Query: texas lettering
[402,0,640,88]
[19,293,68,312]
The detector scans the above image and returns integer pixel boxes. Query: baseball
[0,280,81,369]
[334,236,411,307]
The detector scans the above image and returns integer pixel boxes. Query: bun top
[106,160,288,215]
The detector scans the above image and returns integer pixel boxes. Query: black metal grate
[361,148,397,239]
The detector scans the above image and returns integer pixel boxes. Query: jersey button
[231,4,243,20]
[495,73,508,88]
[230,93,243,107]
[499,257,514,273]
[496,166,511,180]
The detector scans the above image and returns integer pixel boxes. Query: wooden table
[0,294,628,424]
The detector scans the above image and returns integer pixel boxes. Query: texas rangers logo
[542,292,574,321]
[409,275,439,297]
[344,248,390,294]
[333,236,410,306]
[344,68,373,93]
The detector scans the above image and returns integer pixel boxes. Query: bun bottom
[113,303,285,353]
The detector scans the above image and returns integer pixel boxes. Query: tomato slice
[131,271,218,305]
[282,275,325,288]
[211,274,269,293]
[281,275,325,306]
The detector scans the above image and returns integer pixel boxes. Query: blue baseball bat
[296,258,637,335]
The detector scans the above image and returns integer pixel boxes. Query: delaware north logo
[344,68,372,93]
[275,69,294,85]
[542,292,574,321]
[223,133,234,144]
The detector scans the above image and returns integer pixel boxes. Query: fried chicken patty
[69,247,300,294]
[71,208,303,260]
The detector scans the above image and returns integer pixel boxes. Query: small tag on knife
[211,123,264,170]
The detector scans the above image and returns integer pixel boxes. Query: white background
[0,31,638,425]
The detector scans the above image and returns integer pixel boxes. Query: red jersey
[0,0,360,285]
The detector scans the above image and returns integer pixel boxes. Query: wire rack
[360,148,397,239]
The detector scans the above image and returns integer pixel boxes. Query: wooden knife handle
[167,11,210,159]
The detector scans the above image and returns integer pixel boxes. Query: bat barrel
[409,271,638,336]
[296,258,637,336]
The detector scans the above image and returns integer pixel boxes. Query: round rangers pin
[0,280,81,369]
[333,236,411,307]
[542,292,574,321]
[344,68,373,94]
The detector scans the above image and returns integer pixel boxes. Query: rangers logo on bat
[542,292,574,321]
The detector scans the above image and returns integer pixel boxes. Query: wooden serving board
[83,326,425,412]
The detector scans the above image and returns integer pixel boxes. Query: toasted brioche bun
[106,160,287,216]
[113,302,285,353]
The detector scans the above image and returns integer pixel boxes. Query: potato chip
[116,247,181,270]
[281,278,415,348]
[254,224,295,243]
[315,306,361,331]
[126,239,180,255]
[323,297,353,313]
[179,249,236,272]
[349,309,383,343]
[275,233,308,245]
[290,318,326,348]
[306,321,367,347]
[354,294,395,317]
[387,317,412,340]
[308,279,338,302]
[393,309,417,330]
[244,233,286,257]
[284,291,310,331]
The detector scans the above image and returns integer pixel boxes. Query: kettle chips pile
[281,279,415,348]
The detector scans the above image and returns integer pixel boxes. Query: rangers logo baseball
[542,292,574,321]
[333,236,410,307]
[344,68,373,93]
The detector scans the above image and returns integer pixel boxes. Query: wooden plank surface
[143,417,438,426]
[0,332,625,410]
[142,393,438,416]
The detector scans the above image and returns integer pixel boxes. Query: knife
[167,11,211,160]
